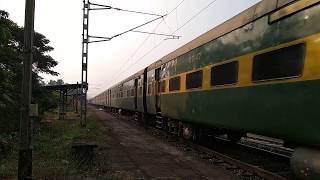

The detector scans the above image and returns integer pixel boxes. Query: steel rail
[214,136,293,159]
[187,141,288,180]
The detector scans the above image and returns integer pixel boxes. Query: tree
[47,79,64,86]
[0,10,59,134]
[0,10,11,45]
[56,79,64,85]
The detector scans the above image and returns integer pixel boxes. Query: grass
[33,118,84,177]
[0,110,109,179]
[0,133,18,179]
[0,156,18,178]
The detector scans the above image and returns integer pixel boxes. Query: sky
[0,0,260,98]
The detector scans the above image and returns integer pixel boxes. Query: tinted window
[161,81,166,92]
[253,43,305,81]
[169,76,180,91]
[186,70,203,89]
[148,84,151,95]
[211,61,238,86]
[139,87,142,96]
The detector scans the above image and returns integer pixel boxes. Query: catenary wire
[110,0,219,85]
[89,2,163,17]
[173,0,219,33]
[106,20,164,86]
[132,30,180,37]
[106,0,187,86]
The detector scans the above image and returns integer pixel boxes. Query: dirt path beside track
[90,106,239,180]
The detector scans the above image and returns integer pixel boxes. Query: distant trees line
[0,10,60,134]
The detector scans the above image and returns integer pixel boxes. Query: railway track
[205,137,292,179]
[242,134,293,157]
[188,142,289,180]
[212,135,293,159]
[109,111,294,180]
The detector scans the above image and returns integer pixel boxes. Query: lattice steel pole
[79,1,169,127]
[80,0,89,127]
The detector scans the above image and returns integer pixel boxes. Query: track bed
[90,106,240,179]
[107,109,294,180]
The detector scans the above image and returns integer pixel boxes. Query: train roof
[148,0,296,70]
[92,0,296,98]
[109,69,145,89]
[93,70,144,98]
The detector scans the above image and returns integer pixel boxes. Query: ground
[91,106,239,180]
[0,106,240,179]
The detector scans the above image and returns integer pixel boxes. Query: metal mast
[79,1,176,127]
[80,0,89,127]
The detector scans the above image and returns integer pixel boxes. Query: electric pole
[18,0,35,179]
[80,0,89,127]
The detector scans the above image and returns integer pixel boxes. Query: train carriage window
[169,76,181,91]
[160,80,166,92]
[211,61,238,86]
[139,87,142,96]
[127,90,130,97]
[148,84,151,95]
[252,43,305,82]
[186,70,203,89]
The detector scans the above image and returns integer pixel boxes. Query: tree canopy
[0,10,60,134]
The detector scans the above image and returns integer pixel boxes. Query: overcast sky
[0,0,260,98]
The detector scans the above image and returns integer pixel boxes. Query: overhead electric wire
[173,0,219,33]
[106,0,187,86]
[163,18,174,34]
[88,1,167,44]
[120,39,166,73]
[89,15,166,43]
[111,15,166,38]
[176,7,179,35]
[133,0,220,64]
[106,21,164,86]
[111,0,219,83]
[168,0,186,15]
[109,40,167,87]
[89,2,163,17]
[132,30,180,38]
[113,8,163,17]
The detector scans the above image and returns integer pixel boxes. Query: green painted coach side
[146,96,156,114]
[137,96,144,113]
[118,97,135,111]
[161,79,320,147]
[146,69,157,114]
[161,4,320,78]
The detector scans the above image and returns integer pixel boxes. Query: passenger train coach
[90,0,320,178]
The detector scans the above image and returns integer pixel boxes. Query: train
[90,0,320,178]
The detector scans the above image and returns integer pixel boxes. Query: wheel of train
[182,124,193,140]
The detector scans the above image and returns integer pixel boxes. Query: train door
[143,68,148,113]
[134,79,138,110]
[109,90,111,107]
[155,68,161,112]
[105,92,107,107]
